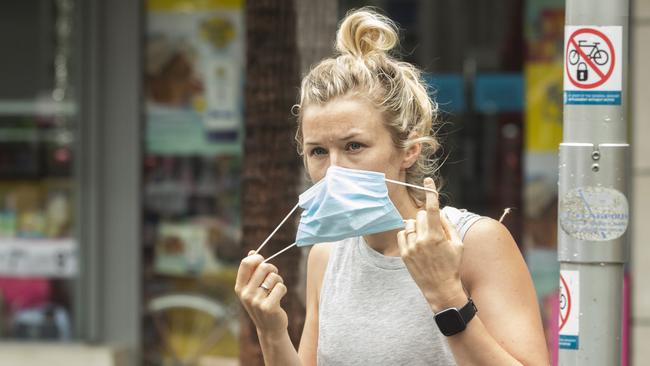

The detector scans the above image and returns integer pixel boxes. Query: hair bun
[335,8,398,57]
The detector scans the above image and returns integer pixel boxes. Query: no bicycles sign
[564,26,622,105]
[559,270,580,350]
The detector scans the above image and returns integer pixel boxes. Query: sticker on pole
[559,270,580,350]
[564,26,622,105]
[559,186,629,241]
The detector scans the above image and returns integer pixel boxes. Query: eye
[346,142,364,152]
[309,147,328,156]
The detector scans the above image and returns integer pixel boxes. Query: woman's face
[301,96,410,196]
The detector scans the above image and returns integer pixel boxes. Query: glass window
[142,1,245,364]
[0,0,79,341]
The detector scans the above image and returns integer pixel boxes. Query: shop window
[142,1,244,364]
[0,0,79,341]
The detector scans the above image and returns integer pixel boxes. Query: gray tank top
[317,206,484,366]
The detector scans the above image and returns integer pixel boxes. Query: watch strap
[459,297,477,324]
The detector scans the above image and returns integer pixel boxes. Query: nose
[328,151,341,168]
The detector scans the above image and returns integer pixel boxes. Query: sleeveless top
[317,206,484,366]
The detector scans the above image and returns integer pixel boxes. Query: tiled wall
[631,0,650,365]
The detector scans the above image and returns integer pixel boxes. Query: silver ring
[260,283,271,293]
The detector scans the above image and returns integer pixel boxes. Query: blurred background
[0,0,647,365]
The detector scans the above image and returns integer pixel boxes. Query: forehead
[301,97,385,142]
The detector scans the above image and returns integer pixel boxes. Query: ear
[401,133,421,170]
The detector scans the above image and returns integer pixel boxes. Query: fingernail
[248,250,255,256]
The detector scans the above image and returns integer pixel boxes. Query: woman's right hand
[235,252,289,335]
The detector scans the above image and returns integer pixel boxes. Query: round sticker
[559,186,629,241]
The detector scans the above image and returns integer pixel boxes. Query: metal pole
[559,0,629,365]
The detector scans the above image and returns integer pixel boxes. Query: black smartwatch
[434,298,477,336]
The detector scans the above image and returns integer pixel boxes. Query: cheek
[306,160,326,183]
[381,148,406,175]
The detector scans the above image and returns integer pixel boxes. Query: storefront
[0,0,141,364]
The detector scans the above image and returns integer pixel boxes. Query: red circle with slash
[565,28,616,89]
[559,274,572,331]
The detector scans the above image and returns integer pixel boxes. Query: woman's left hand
[397,177,468,313]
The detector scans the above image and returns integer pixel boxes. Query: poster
[146,0,244,156]
[525,62,563,152]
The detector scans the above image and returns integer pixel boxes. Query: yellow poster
[525,62,563,152]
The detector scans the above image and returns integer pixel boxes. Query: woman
[235,8,549,365]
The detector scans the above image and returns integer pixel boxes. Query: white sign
[0,238,78,278]
[559,270,580,350]
[564,26,622,105]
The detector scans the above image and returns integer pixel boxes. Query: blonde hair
[294,7,440,203]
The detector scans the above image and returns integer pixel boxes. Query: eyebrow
[304,130,364,146]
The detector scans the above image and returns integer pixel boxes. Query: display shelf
[0,127,75,143]
[0,100,77,117]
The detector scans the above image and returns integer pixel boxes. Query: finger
[259,272,284,294]
[415,210,428,238]
[248,250,255,256]
[397,229,409,256]
[265,282,288,308]
[404,219,417,247]
[248,262,279,289]
[440,214,462,245]
[419,209,445,244]
[235,254,264,292]
[424,178,441,228]
[439,212,451,240]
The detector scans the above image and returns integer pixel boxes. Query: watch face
[435,309,466,336]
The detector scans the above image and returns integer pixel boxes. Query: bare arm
[234,253,301,366]
[235,244,331,366]
[397,178,549,365]
[446,218,549,365]
[297,243,332,365]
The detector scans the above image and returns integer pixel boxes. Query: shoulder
[463,216,514,245]
[459,218,526,292]
[304,243,336,311]
[307,242,335,280]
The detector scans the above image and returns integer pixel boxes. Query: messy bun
[335,10,398,57]
[295,7,440,204]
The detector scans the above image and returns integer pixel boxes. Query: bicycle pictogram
[565,27,617,90]
[559,292,567,310]
[568,40,609,66]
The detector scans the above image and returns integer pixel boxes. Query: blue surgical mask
[254,166,436,262]
[295,166,405,246]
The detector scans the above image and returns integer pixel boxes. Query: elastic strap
[384,178,439,195]
[253,203,299,255]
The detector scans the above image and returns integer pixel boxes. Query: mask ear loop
[252,203,300,255]
[498,207,512,222]
[262,242,296,263]
[384,178,439,196]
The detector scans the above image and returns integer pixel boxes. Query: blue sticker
[559,335,579,350]
[564,90,621,105]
